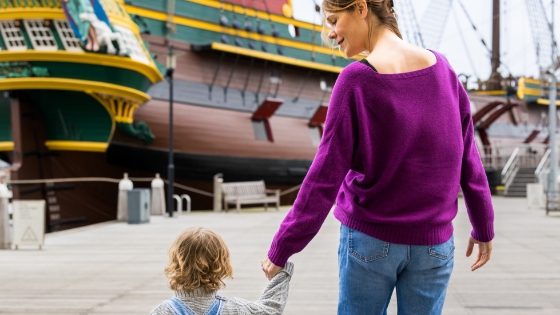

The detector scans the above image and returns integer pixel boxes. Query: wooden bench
[221,180,280,212]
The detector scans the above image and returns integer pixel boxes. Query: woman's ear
[356,0,368,19]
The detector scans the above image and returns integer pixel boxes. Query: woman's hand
[466,236,492,271]
[261,257,282,280]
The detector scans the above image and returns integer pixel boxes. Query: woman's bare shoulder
[368,44,436,74]
[401,45,437,70]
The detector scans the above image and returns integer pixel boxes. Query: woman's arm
[267,69,358,267]
[457,83,495,243]
[230,262,294,315]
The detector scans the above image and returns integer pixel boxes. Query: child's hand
[261,258,282,280]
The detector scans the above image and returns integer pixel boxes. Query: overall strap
[202,296,226,315]
[164,297,198,315]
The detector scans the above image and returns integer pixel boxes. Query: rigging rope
[456,0,513,77]
[395,0,425,47]
[524,0,558,72]
[407,0,425,47]
[419,0,453,50]
[452,4,479,79]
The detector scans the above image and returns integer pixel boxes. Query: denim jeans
[338,225,454,315]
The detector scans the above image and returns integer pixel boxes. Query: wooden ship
[1,0,559,231]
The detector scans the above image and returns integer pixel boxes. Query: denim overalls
[164,296,226,315]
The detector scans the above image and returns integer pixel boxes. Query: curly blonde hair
[165,227,233,293]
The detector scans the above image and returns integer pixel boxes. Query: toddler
[150,227,294,315]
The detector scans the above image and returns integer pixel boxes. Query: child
[150,227,294,315]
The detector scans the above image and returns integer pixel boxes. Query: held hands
[261,258,282,280]
[466,236,492,271]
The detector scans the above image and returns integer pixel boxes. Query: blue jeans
[338,225,454,315]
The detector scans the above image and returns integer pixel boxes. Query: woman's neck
[366,27,403,55]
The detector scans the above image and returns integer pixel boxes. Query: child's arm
[229,262,294,315]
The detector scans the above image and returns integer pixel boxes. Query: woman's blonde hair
[165,227,233,293]
[321,0,402,53]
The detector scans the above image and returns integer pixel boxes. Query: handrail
[502,147,521,194]
[535,149,552,177]
[501,147,520,177]
[504,163,519,192]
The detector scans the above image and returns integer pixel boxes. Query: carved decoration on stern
[90,93,154,145]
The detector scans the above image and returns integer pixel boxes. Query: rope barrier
[5,177,214,197]
[6,177,122,184]
[280,184,301,196]
[3,177,301,198]
[168,181,214,198]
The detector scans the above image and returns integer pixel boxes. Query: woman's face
[325,9,366,57]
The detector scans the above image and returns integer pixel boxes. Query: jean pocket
[348,228,389,262]
[428,237,455,260]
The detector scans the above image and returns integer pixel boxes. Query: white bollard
[117,173,133,221]
[0,182,13,250]
[173,194,182,212]
[527,183,544,209]
[181,194,191,214]
[151,173,166,215]
[213,173,223,212]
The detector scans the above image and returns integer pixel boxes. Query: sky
[293,0,560,89]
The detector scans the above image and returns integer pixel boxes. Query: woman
[261,0,494,314]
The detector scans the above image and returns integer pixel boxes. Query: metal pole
[549,0,558,192]
[167,45,175,217]
[490,0,501,90]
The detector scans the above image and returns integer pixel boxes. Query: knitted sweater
[150,262,293,315]
[268,51,495,266]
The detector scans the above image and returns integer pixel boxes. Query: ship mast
[489,0,502,90]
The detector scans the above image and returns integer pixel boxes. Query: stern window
[24,20,57,51]
[54,20,83,52]
[0,20,27,52]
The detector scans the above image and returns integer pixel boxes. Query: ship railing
[0,0,130,22]
[0,0,60,9]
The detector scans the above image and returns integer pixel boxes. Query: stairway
[505,168,536,197]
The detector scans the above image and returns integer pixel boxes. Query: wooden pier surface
[1,197,560,314]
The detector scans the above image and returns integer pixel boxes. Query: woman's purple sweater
[268,51,495,267]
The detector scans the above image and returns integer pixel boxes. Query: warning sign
[13,200,45,249]
[21,227,38,242]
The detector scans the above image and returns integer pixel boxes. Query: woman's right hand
[466,236,492,271]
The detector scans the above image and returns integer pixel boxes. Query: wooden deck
[1,197,560,314]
